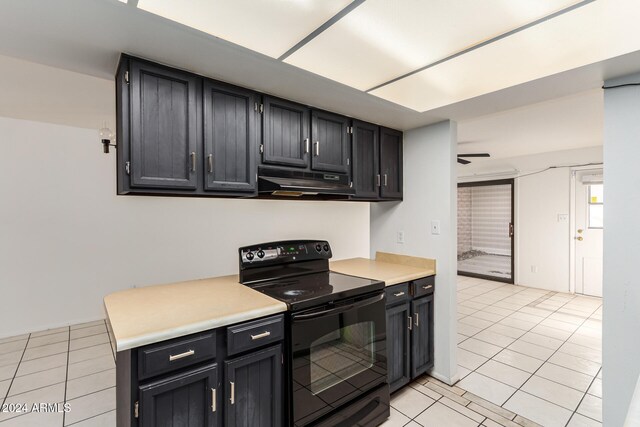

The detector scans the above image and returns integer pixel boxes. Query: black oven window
[309,321,375,395]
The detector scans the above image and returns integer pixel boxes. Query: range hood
[258,167,355,197]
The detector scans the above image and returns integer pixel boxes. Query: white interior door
[574,170,603,297]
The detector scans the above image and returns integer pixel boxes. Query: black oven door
[291,292,387,427]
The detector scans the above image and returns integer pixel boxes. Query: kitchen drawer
[227,314,284,356]
[384,283,409,306]
[138,331,216,380]
[411,276,435,298]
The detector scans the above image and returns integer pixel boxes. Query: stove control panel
[239,240,332,267]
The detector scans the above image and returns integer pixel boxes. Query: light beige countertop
[104,275,287,352]
[330,252,436,286]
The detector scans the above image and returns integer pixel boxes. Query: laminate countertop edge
[330,255,436,286]
[104,275,287,352]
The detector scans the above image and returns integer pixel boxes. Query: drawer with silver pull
[411,276,435,297]
[226,314,284,356]
[138,331,217,380]
[384,282,410,306]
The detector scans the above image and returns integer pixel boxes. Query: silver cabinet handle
[251,331,271,340]
[384,174,388,186]
[207,154,213,173]
[315,141,320,156]
[190,152,196,172]
[408,317,412,330]
[415,313,419,327]
[211,388,216,413]
[423,285,433,290]
[304,138,310,154]
[376,174,381,187]
[230,381,235,405]
[393,291,405,297]
[169,349,195,361]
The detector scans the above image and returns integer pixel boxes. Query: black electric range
[239,240,390,427]
[245,271,384,311]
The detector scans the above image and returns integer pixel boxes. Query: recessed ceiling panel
[370,0,640,112]
[137,0,352,58]
[285,0,582,91]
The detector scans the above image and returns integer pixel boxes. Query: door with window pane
[457,179,514,283]
[574,170,603,297]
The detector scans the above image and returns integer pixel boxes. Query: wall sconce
[100,127,116,153]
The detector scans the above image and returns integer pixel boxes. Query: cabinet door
[130,60,199,189]
[380,127,403,199]
[352,120,380,199]
[262,97,309,168]
[225,344,282,427]
[139,363,218,427]
[311,110,350,174]
[411,295,434,379]
[386,302,411,393]
[203,81,257,193]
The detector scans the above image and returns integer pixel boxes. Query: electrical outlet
[558,213,569,222]
[397,231,405,244]
[531,265,538,273]
[431,220,441,235]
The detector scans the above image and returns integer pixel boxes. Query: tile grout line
[456,279,602,425]
[65,408,115,426]
[104,320,117,365]
[62,326,70,427]
[1,333,31,409]
[459,289,563,423]
[467,287,600,423]
[393,382,488,427]
[497,292,596,413]
[563,366,603,427]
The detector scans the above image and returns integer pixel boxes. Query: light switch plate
[397,231,405,244]
[431,220,441,235]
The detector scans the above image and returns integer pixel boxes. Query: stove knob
[246,252,254,261]
[315,244,322,252]
[323,244,330,252]
[257,250,265,259]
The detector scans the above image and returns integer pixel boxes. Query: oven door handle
[293,293,384,321]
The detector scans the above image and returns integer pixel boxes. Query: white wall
[0,54,114,130]
[602,73,640,426]
[0,117,370,338]
[458,147,603,292]
[371,121,458,384]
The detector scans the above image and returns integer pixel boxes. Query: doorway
[457,179,514,283]
[572,168,604,297]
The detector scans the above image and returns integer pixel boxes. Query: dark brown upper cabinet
[261,97,310,168]
[351,120,380,199]
[203,80,258,193]
[116,55,402,201]
[380,127,403,200]
[310,110,350,174]
[129,60,199,190]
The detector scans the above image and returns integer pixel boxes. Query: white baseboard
[428,368,460,386]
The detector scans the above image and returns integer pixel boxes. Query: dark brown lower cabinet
[225,344,283,427]
[117,314,284,427]
[139,363,218,427]
[411,295,434,378]
[385,302,411,393]
[385,277,434,393]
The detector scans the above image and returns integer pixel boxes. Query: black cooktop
[246,271,384,311]
[238,240,384,311]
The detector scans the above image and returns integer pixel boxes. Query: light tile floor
[383,275,602,427]
[0,320,116,426]
[1,276,602,427]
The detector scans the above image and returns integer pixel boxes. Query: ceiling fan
[457,153,490,165]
